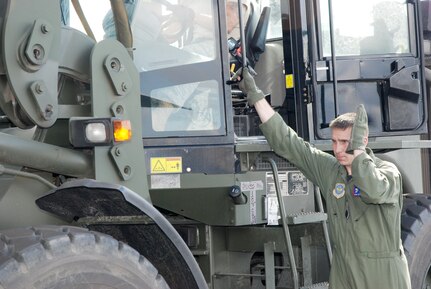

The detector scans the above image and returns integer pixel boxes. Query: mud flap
[36,178,208,289]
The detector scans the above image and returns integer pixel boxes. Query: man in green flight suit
[233,68,411,289]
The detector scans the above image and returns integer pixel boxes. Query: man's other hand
[349,104,368,153]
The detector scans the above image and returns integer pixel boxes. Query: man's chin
[337,157,349,166]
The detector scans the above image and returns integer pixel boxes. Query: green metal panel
[90,39,151,201]
[150,173,237,225]
[2,0,61,128]
[0,175,66,230]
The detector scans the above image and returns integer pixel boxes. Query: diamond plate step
[286,212,327,225]
[300,282,329,289]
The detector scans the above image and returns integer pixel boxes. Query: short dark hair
[329,112,356,130]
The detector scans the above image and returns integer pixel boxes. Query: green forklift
[0,0,430,288]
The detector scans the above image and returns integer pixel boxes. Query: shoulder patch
[333,183,345,199]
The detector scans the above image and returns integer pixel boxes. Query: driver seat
[244,3,271,68]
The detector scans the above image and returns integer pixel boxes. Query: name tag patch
[353,186,361,197]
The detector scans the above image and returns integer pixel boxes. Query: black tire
[401,194,431,289]
[0,225,170,289]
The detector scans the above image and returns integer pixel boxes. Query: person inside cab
[226,0,252,40]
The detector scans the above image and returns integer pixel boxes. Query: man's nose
[334,143,343,154]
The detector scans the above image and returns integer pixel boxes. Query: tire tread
[0,226,169,289]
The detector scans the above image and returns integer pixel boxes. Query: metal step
[300,282,329,289]
[286,212,327,225]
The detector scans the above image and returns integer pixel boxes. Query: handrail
[327,0,339,117]
[265,157,299,289]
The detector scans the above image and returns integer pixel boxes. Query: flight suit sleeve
[351,152,402,204]
[260,113,337,198]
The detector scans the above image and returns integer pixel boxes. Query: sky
[69,0,111,41]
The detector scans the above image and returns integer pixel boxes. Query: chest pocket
[351,196,399,254]
[349,194,369,221]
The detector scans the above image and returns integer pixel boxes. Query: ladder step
[300,282,329,289]
[286,212,327,225]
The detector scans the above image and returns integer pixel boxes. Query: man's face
[331,127,354,167]
[226,2,239,33]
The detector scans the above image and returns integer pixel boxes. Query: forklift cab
[134,0,427,148]
[132,0,283,144]
[132,0,231,144]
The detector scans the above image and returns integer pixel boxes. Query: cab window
[319,0,411,57]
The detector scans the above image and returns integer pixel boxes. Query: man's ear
[363,136,368,146]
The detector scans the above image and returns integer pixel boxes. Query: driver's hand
[231,67,265,106]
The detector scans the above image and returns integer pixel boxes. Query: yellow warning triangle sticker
[151,157,182,174]
[152,160,165,172]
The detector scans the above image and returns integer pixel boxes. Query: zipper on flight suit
[345,198,350,220]
[345,175,352,220]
